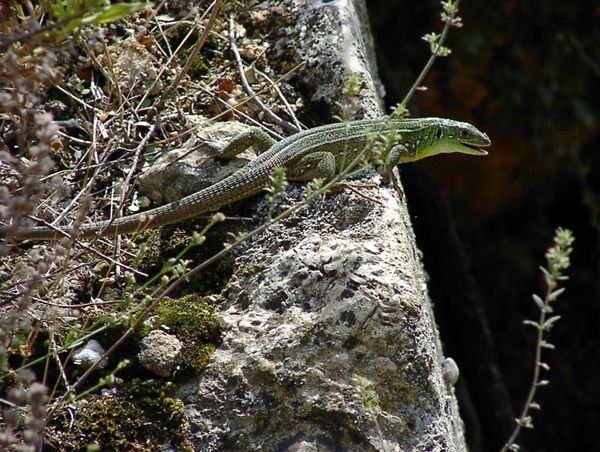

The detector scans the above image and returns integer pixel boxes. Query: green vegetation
[1,0,580,449]
[49,379,193,451]
[502,228,575,451]
[140,294,222,377]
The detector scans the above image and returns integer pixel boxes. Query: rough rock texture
[271,0,384,120]
[178,181,465,450]
[138,119,257,205]
[137,330,183,377]
[73,339,108,369]
[173,0,466,450]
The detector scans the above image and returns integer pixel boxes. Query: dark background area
[369,1,600,451]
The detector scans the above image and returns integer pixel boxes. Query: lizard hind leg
[216,128,277,159]
[289,151,382,205]
[287,151,337,181]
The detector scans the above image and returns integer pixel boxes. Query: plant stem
[401,0,461,107]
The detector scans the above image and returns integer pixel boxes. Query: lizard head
[420,119,491,159]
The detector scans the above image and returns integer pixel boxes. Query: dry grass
[0,1,305,447]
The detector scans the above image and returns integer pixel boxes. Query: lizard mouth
[460,133,491,155]
[462,143,489,155]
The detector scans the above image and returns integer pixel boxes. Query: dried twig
[152,60,306,147]
[228,15,299,133]
[254,68,303,131]
[49,332,72,393]
[22,217,147,276]
[151,0,224,114]
[0,10,87,53]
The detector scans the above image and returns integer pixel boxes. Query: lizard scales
[3,117,490,241]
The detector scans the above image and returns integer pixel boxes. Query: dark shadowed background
[369,1,600,451]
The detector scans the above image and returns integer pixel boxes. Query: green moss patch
[47,380,192,451]
[142,294,222,377]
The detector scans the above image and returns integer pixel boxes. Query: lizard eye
[436,127,443,139]
[460,128,470,137]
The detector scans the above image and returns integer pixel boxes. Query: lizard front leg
[384,143,409,198]
[383,143,410,176]
[214,128,277,159]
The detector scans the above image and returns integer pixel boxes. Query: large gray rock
[137,119,258,205]
[274,0,385,119]
[177,180,466,450]
[171,0,466,450]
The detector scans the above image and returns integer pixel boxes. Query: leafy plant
[501,228,575,451]
[45,0,148,32]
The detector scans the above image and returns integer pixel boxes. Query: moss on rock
[141,294,222,377]
[47,380,192,451]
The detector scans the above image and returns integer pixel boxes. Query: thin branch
[192,82,283,138]
[0,10,88,53]
[400,0,461,107]
[24,217,147,276]
[151,60,306,147]
[150,0,224,115]
[49,332,72,393]
[254,68,304,131]
[228,15,299,133]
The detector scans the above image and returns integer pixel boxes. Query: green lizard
[3,117,490,241]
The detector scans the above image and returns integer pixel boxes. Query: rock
[137,119,258,205]
[141,0,467,449]
[272,0,384,120]
[178,177,465,450]
[443,357,461,387]
[73,339,108,369]
[137,330,182,377]
[101,36,163,96]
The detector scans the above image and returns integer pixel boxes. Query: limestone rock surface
[138,330,183,377]
[177,177,465,451]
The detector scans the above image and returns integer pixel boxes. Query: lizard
[2,117,490,241]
